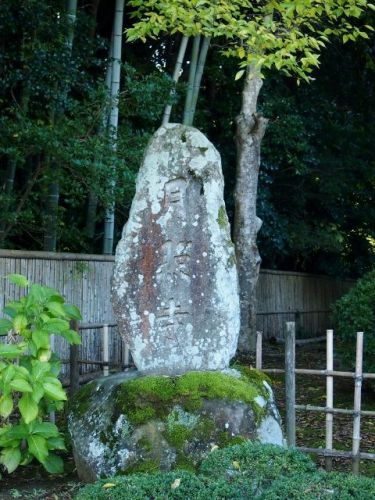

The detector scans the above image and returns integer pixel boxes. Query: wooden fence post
[256,331,262,370]
[352,331,364,475]
[325,329,334,472]
[103,324,109,377]
[285,321,296,447]
[69,320,80,396]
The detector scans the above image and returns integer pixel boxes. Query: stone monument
[112,124,240,374]
[68,124,283,482]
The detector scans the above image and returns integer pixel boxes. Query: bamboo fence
[256,324,375,474]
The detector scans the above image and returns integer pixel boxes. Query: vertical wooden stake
[123,341,130,369]
[352,331,363,475]
[103,324,109,377]
[69,320,80,396]
[325,329,334,472]
[256,331,262,370]
[285,321,296,447]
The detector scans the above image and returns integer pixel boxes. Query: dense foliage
[0,274,81,474]
[332,269,375,372]
[76,441,375,499]
[0,0,374,278]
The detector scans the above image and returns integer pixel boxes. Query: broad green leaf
[60,329,81,345]
[42,453,64,474]
[13,314,28,334]
[33,422,59,438]
[27,434,48,463]
[32,330,50,351]
[31,360,50,381]
[46,301,66,317]
[7,274,29,287]
[63,304,82,320]
[0,447,21,473]
[10,378,33,393]
[0,395,13,418]
[32,382,45,403]
[0,344,25,359]
[42,382,67,401]
[2,364,16,385]
[3,302,23,318]
[0,319,12,336]
[235,69,245,80]
[43,318,69,333]
[47,436,66,450]
[18,393,38,424]
[0,424,28,446]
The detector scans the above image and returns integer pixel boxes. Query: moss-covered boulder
[68,368,283,482]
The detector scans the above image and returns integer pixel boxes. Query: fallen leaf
[211,444,219,452]
[171,478,181,490]
[232,460,241,470]
[103,483,116,489]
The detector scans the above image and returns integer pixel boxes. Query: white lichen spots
[202,252,207,257]
[138,274,144,285]
[201,293,204,297]
[143,310,149,316]
[257,416,283,446]
[255,395,267,408]
[224,422,229,429]
[192,221,198,227]
[188,299,193,304]
[194,214,200,219]
[196,259,200,263]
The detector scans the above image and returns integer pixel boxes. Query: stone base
[68,369,283,482]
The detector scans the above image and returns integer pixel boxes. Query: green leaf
[235,69,245,80]
[63,304,82,320]
[0,447,21,473]
[7,274,29,287]
[0,344,25,359]
[38,349,52,362]
[46,301,66,317]
[43,318,69,333]
[0,319,12,336]
[47,436,66,450]
[0,424,28,446]
[10,378,33,393]
[33,422,59,438]
[18,393,38,424]
[32,330,50,351]
[0,395,14,418]
[32,382,45,403]
[13,314,28,333]
[2,364,16,385]
[42,453,64,474]
[27,434,48,463]
[42,382,67,401]
[60,329,81,345]
[31,360,50,381]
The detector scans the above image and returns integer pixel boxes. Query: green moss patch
[115,370,268,426]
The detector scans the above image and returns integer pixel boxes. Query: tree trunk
[189,36,211,124]
[234,66,268,352]
[102,0,125,255]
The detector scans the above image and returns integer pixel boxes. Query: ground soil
[1,341,374,498]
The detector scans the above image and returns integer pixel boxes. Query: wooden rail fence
[256,324,375,474]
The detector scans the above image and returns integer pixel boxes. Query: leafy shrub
[332,269,375,373]
[75,470,246,500]
[260,471,375,499]
[199,441,316,497]
[0,274,81,474]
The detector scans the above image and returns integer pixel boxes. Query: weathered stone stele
[112,124,240,374]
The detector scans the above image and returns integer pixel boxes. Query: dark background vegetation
[0,0,374,278]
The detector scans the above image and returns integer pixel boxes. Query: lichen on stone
[217,205,228,229]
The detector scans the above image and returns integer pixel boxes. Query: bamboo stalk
[325,329,334,471]
[69,320,80,395]
[295,404,375,417]
[189,36,211,125]
[256,331,262,370]
[285,321,296,447]
[162,35,189,126]
[183,35,201,126]
[102,324,109,377]
[352,331,364,475]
